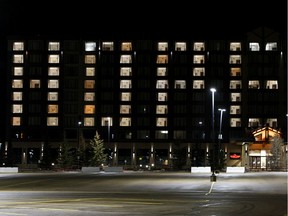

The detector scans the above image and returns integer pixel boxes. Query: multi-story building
[1,26,287,171]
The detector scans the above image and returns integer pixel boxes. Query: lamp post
[210,88,216,181]
[217,108,226,171]
[77,120,82,169]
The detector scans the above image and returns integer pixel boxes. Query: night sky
[0,1,287,39]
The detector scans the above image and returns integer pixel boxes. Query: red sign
[229,153,241,159]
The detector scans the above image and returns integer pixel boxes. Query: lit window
[156,55,168,64]
[229,42,241,51]
[84,80,95,89]
[230,105,241,114]
[120,67,132,76]
[84,105,95,114]
[174,80,186,89]
[266,118,277,128]
[230,68,241,76]
[230,93,241,102]
[156,105,168,114]
[13,67,23,76]
[249,43,260,51]
[156,118,167,127]
[120,92,131,101]
[86,67,95,76]
[48,105,58,113]
[230,118,241,127]
[120,117,131,126]
[48,54,60,63]
[48,42,60,51]
[248,118,260,127]
[12,117,21,126]
[265,42,277,51]
[156,80,168,89]
[12,80,23,88]
[158,42,168,51]
[12,92,22,101]
[12,104,23,113]
[193,80,205,89]
[85,42,96,51]
[120,105,131,114]
[48,67,60,76]
[193,42,205,51]
[175,42,186,51]
[229,80,242,89]
[13,55,24,63]
[120,55,132,64]
[229,55,241,64]
[48,92,58,101]
[47,117,58,126]
[266,80,278,89]
[157,67,167,76]
[193,55,205,64]
[120,80,132,89]
[248,80,260,89]
[121,42,132,51]
[102,42,114,51]
[193,67,205,76]
[84,55,96,64]
[48,80,59,88]
[84,93,95,101]
[13,42,24,51]
[30,80,41,88]
[101,117,112,126]
[157,93,168,101]
[84,117,95,126]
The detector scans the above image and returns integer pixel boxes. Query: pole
[210,88,216,181]
[218,108,226,171]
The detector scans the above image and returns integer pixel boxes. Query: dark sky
[0,1,287,39]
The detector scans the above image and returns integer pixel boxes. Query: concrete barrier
[104,166,123,172]
[81,167,100,173]
[0,167,19,173]
[191,167,211,173]
[226,166,245,173]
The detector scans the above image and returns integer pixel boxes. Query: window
[248,80,260,89]
[13,67,23,76]
[48,54,60,63]
[156,105,168,114]
[120,55,132,64]
[229,55,241,64]
[193,67,205,76]
[47,117,58,126]
[193,42,205,51]
[193,55,205,64]
[120,67,132,76]
[30,79,41,88]
[248,118,260,127]
[230,80,242,89]
[230,68,241,76]
[12,117,21,126]
[156,80,168,89]
[84,105,95,114]
[157,92,168,101]
[157,67,167,76]
[230,105,241,114]
[157,42,168,51]
[156,118,167,127]
[156,55,168,64]
[265,42,277,51]
[84,55,96,64]
[13,42,24,51]
[155,130,168,139]
[86,67,95,76]
[230,118,241,127]
[48,80,59,88]
[230,42,241,51]
[48,105,58,113]
[120,92,131,101]
[84,92,95,101]
[48,42,60,51]
[249,43,260,51]
[48,92,58,101]
[13,55,24,63]
[85,42,96,51]
[84,117,95,126]
[266,80,278,89]
[48,67,60,76]
[102,42,114,51]
[266,118,277,128]
[120,117,131,126]
[120,80,132,89]
[12,104,23,113]
[84,80,95,89]
[120,105,131,114]
[101,117,113,126]
[175,42,186,51]
[174,80,186,89]
[121,42,132,51]
[12,92,22,101]
[230,93,241,102]
[193,80,205,89]
[12,80,23,88]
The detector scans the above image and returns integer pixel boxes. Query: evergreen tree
[88,131,107,166]
[57,142,75,169]
[270,135,284,170]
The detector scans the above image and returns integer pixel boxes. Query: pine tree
[270,135,284,170]
[88,131,107,166]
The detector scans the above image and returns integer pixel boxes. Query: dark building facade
[1,27,287,170]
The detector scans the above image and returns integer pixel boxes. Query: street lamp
[77,120,82,169]
[210,88,216,181]
[217,108,226,171]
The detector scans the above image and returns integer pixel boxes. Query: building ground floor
[2,139,287,172]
